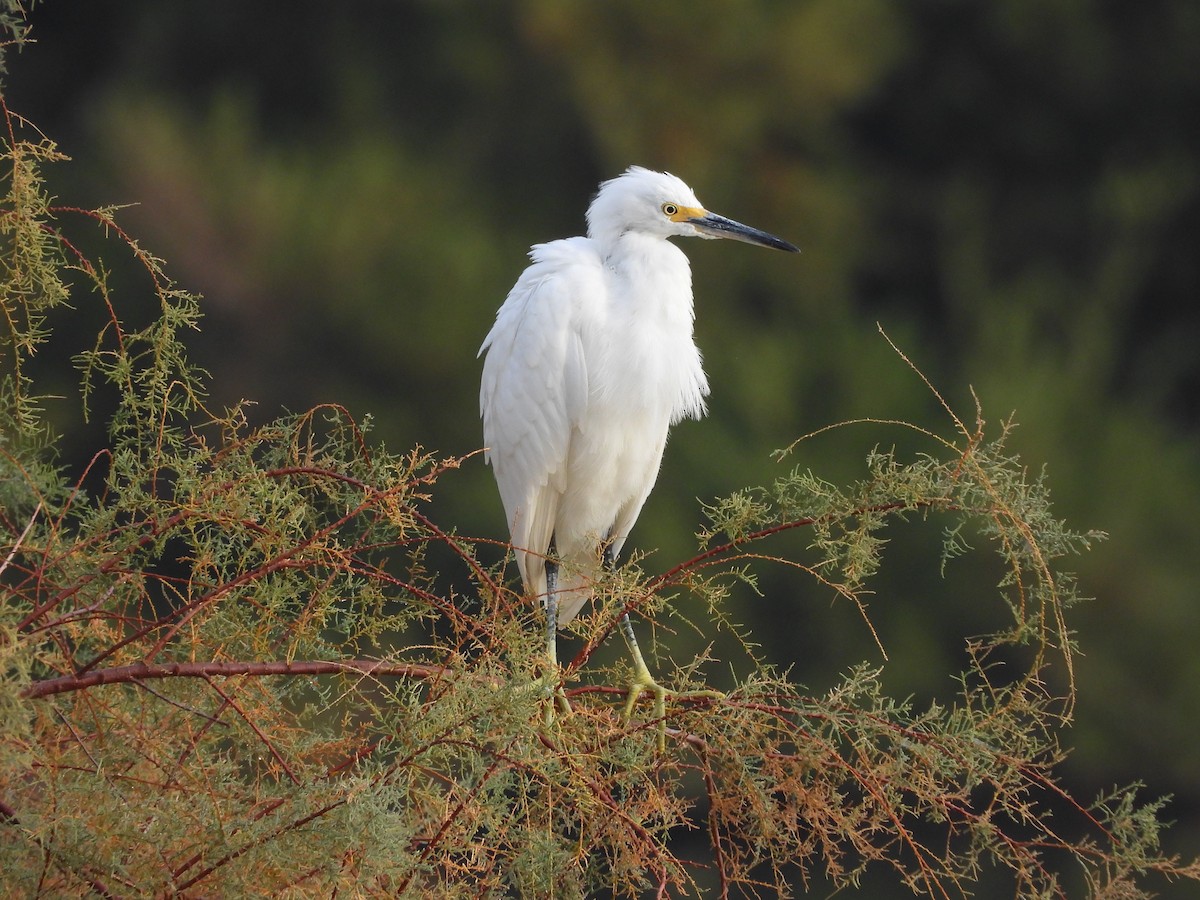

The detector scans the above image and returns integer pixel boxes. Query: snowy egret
[479,166,797,739]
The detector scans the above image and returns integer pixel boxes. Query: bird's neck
[599,232,691,279]
[598,233,696,324]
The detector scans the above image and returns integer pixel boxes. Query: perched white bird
[479,166,797,730]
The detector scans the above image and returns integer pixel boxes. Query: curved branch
[22,658,453,700]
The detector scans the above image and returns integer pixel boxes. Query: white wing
[479,237,602,598]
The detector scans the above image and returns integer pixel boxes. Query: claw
[622,664,667,751]
[620,614,723,751]
[533,667,572,728]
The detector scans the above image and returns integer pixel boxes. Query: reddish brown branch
[22,659,454,700]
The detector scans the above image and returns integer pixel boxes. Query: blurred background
[9,1,1198,893]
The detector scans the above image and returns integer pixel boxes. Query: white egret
[479,166,797,738]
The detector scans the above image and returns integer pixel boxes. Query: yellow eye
[662,203,678,217]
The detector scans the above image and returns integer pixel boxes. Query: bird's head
[586,166,798,254]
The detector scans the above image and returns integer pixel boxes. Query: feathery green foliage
[2,25,1199,900]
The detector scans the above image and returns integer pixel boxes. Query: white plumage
[479,166,796,631]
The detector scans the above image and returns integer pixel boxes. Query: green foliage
[0,131,70,436]
[2,73,1198,897]
[0,0,31,79]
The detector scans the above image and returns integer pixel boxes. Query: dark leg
[601,538,643,664]
[545,553,559,668]
[603,540,654,702]
[541,538,570,718]
[602,541,617,571]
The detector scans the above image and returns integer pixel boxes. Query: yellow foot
[531,669,572,728]
[622,670,723,751]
